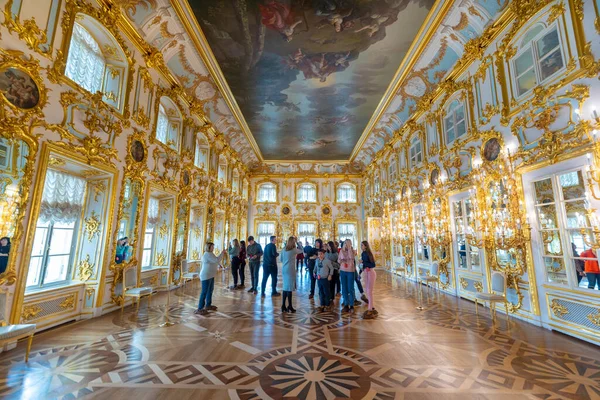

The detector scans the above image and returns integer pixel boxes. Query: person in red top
[580,248,599,289]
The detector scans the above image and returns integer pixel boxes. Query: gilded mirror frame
[109,129,148,304]
[0,49,46,286]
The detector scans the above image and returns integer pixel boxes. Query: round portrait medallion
[430,169,440,186]
[483,137,501,162]
[130,140,145,163]
[182,170,190,186]
[322,206,331,215]
[282,206,291,215]
[0,67,40,109]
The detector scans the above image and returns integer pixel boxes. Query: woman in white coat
[195,242,226,315]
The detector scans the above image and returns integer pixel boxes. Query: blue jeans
[340,271,355,306]
[588,273,600,289]
[249,261,260,290]
[317,278,331,307]
[198,278,214,310]
[261,264,278,294]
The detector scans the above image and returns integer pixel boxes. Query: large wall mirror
[0,138,35,285]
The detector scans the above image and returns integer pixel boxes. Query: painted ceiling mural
[188,0,436,160]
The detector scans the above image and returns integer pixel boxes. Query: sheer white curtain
[147,197,160,226]
[258,184,276,202]
[336,184,356,203]
[297,184,316,202]
[39,170,86,223]
[65,23,105,94]
[298,223,315,236]
[156,106,169,144]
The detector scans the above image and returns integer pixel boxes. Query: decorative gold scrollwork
[78,254,95,282]
[59,294,76,310]
[21,304,41,321]
[551,299,569,318]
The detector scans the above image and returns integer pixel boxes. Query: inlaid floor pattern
[1,270,600,399]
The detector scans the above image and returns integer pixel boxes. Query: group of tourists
[194,236,378,319]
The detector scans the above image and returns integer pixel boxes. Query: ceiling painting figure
[190,0,435,160]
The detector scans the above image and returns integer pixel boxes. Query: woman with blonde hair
[338,239,357,313]
[281,236,302,313]
[360,241,378,319]
[195,242,227,315]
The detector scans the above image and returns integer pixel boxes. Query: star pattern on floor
[0,270,599,399]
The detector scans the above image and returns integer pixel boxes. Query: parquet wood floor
[1,269,599,399]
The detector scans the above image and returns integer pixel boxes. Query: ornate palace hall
[1,0,600,399]
[1,270,599,399]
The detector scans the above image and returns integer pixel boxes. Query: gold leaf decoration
[587,310,600,327]
[459,277,468,290]
[21,304,42,321]
[156,251,167,266]
[550,299,569,318]
[473,281,483,293]
[84,211,101,242]
[158,220,169,239]
[78,254,95,282]
[59,294,76,310]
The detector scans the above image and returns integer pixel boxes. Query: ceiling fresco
[188,0,436,160]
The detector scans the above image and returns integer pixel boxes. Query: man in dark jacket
[261,235,280,297]
[246,236,263,294]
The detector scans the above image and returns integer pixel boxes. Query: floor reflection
[1,268,599,399]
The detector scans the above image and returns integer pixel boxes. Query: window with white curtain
[297,183,317,203]
[257,222,275,248]
[257,183,277,203]
[156,105,169,145]
[27,170,86,289]
[65,22,105,95]
[297,222,316,247]
[155,99,181,151]
[513,23,564,97]
[336,183,356,203]
[142,197,159,269]
[389,161,397,182]
[337,223,356,245]
[444,100,467,145]
[410,136,422,167]
[195,145,208,170]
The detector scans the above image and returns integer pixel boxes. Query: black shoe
[253,290,258,294]
[287,306,296,313]
[353,300,361,306]
[272,292,281,297]
[281,305,287,313]
[361,294,368,303]
[247,288,254,293]
[261,293,266,298]
[342,306,350,313]
[308,294,314,299]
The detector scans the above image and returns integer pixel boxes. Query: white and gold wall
[0,0,250,341]
[363,0,600,344]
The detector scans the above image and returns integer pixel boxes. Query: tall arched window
[512,23,565,97]
[155,97,182,151]
[66,23,104,94]
[444,99,467,145]
[336,183,357,203]
[194,132,209,170]
[232,169,240,193]
[410,135,422,167]
[257,182,277,203]
[217,155,227,184]
[296,183,317,203]
[64,15,129,111]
